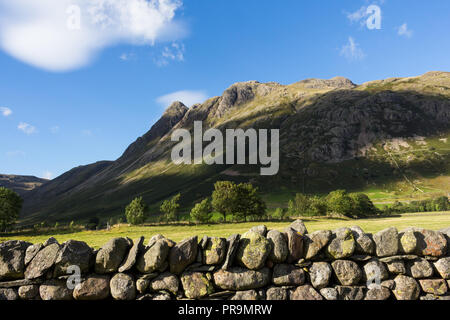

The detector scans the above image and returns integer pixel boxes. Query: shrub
[160,193,181,222]
[326,190,354,217]
[85,217,100,230]
[0,187,22,232]
[125,196,147,225]
[190,198,213,224]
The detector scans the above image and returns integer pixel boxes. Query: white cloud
[157,90,208,107]
[0,0,185,72]
[6,150,25,157]
[398,23,413,38]
[340,37,366,61]
[81,129,93,136]
[119,53,135,61]
[0,106,12,116]
[50,126,60,134]
[17,122,37,134]
[42,171,53,180]
[155,42,185,66]
[346,6,368,25]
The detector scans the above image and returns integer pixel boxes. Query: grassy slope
[3,212,450,248]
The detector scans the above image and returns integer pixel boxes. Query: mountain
[0,174,48,196]
[21,71,450,224]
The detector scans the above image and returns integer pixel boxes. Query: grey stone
[336,286,366,300]
[53,240,93,277]
[320,287,338,300]
[331,260,362,286]
[180,271,214,299]
[169,236,198,274]
[39,280,73,300]
[95,238,131,274]
[381,280,395,290]
[393,275,420,300]
[18,285,39,300]
[150,272,179,295]
[326,228,355,259]
[284,227,304,263]
[110,273,136,300]
[407,258,434,278]
[231,289,260,300]
[418,279,448,296]
[203,237,227,265]
[303,230,331,260]
[272,264,305,286]
[24,243,43,266]
[221,234,240,270]
[350,226,375,255]
[290,285,323,300]
[0,278,42,288]
[135,273,158,294]
[0,288,19,300]
[266,286,287,300]
[43,237,59,247]
[0,240,32,280]
[119,237,144,273]
[373,227,399,257]
[25,243,60,279]
[236,231,271,270]
[73,274,110,300]
[309,262,332,289]
[434,257,450,279]
[399,229,417,254]
[412,228,447,257]
[289,220,308,235]
[386,261,406,275]
[267,230,288,263]
[364,286,391,300]
[136,239,170,273]
[213,267,270,290]
[363,259,389,282]
[249,225,267,237]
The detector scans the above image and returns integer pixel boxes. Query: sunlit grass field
[1,211,449,249]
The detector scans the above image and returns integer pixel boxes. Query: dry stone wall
[1,221,450,301]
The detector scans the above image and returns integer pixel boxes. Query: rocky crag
[20,71,450,224]
[1,221,450,301]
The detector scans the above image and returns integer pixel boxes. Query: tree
[233,183,266,222]
[0,187,22,232]
[85,217,100,230]
[308,196,328,216]
[287,193,311,216]
[434,196,449,211]
[349,193,379,217]
[125,196,147,225]
[190,198,213,224]
[211,181,239,222]
[326,190,354,217]
[160,193,181,222]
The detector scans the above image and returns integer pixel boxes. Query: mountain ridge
[20,71,450,224]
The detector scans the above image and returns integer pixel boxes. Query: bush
[326,190,354,217]
[190,198,213,224]
[125,196,147,225]
[349,193,379,217]
[85,217,100,230]
[0,187,22,232]
[160,193,181,222]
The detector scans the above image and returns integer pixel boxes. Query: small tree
[288,193,311,216]
[349,193,379,217]
[233,183,266,222]
[326,190,354,217]
[0,187,22,232]
[160,193,181,222]
[85,217,100,230]
[211,181,239,222]
[190,198,213,224]
[308,196,328,216]
[125,196,147,225]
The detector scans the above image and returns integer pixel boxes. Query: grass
[2,211,450,249]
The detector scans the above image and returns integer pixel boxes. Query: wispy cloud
[18,122,37,134]
[0,0,185,72]
[340,37,366,61]
[119,53,135,61]
[0,106,12,117]
[398,23,413,38]
[42,170,53,180]
[156,90,208,108]
[6,150,25,157]
[50,126,60,134]
[346,6,368,25]
[81,129,93,136]
[155,42,185,66]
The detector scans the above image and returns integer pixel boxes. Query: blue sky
[0,0,449,179]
